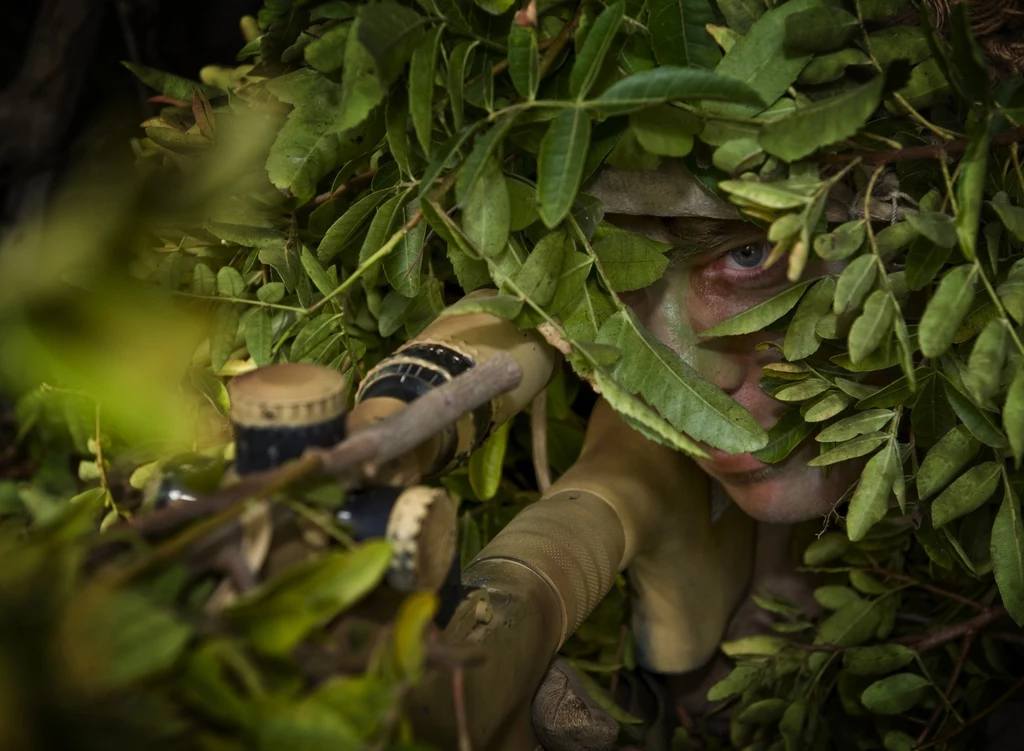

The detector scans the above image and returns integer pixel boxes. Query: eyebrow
[605,214,767,264]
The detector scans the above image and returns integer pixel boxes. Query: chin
[697,445,862,525]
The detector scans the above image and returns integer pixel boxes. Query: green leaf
[775,378,831,403]
[701,279,815,337]
[803,532,850,566]
[227,541,392,656]
[456,114,520,204]
[992,479,1024,626]
[537,108,591,228]
[816,597,882,647]
[711,0,819,116]
[258,282,286,303]
[211,304,242,373]
[846,440,897,541]
[991,192,1024,242]
[814,220,865,261]
[964,319,1007,406]
[510,230,570,307]
[817,409,894,443]
[192,264,217,296]
[783,6,858,54]
[1005,368,1024,467]
[447,41,478,131]
[647,0,720,70]
[508,25,539,100]
[468,421,510,501]
[906,211,957,248]
[629,106,698,158]
[706,665,760,701]
[594,371,707,457]
[305,24,350,73]
[911,373,956,449]
[301,246,335,297]
[507,177,540,231]
[122,61,221,100]
[752,408,814,464]
[409,27,443,154]
[941,374,1008,449]
[385,90,412,176]
[786,276,835,362]
[848,290,893,365]
[593,66,764,116]
[440,294,523,320]
[571,2,626,99]
[378,290,414,336]
[721,634,787,657]
[358,193,405,267]
[318,191,391,263]
[954,123,990,261]
[473,0,514,14]
[904,236,952,291]
[802,391,852,422]
[246,309,274,366]
[861,673,930,715]
[266,69,380,202]
[947,2,992,105]
[931,461,1001,528]
[597,309,767,453]
[711,137,764,173]
[808,432,888,467]
[718,177,818,210]
[919,265,977,357]
[834,255,877,315]
[844,645,915,677]
[217,266,246,297]
[384,202,426,297]
[591,225,670,292]
[917,425,981,500]
[814,585,861,610]
[760,73,885,161]
[737,698,786,725]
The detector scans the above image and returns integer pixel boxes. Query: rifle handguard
[408,400,755,750]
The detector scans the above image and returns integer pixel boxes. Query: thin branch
[869,568,987,612]
[538,1,585,78]
[898,606,1007,653]
[530,389,551,492]
[918,676,1024,750]
[312,167,379,206]
[917,632,975,746]
[811,127,1024,165]
[130,353,522,538]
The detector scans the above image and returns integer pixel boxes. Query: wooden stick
[131,353,523,537]
[811,127,1024,165]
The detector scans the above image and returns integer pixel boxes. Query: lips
[696,440,816,486]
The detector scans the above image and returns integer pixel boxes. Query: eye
[724,242,770,271]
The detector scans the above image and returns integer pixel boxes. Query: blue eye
[726,243,769,270]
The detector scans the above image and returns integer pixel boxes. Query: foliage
[1,0,1024,749]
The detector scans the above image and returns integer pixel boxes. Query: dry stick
[917,632,976,746]
[812,127,1024,165]
[898,606,1007,653]
[312,166,379,206]
[530,390,552,492]
[919,676,1024,750]
[131,353,523,538]
[870,568,987,612]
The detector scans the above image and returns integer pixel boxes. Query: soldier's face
[620,216,857,524]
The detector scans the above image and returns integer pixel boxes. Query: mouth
[698,441,813,486]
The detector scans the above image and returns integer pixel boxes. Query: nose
[697,333,784,432]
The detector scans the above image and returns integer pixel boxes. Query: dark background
[0,0,261,228]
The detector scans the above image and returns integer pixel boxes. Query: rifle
[137,296,755,750]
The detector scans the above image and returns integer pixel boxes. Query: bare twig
[131,353,523,538]
[869,568,987,612]
[898,606,1006,653]
[530,390,551,492]
[811,127,1024,165]
[538,2,585,78]
[917,633,975,746]
[312,167,379,206]
[919,676,1024,750]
